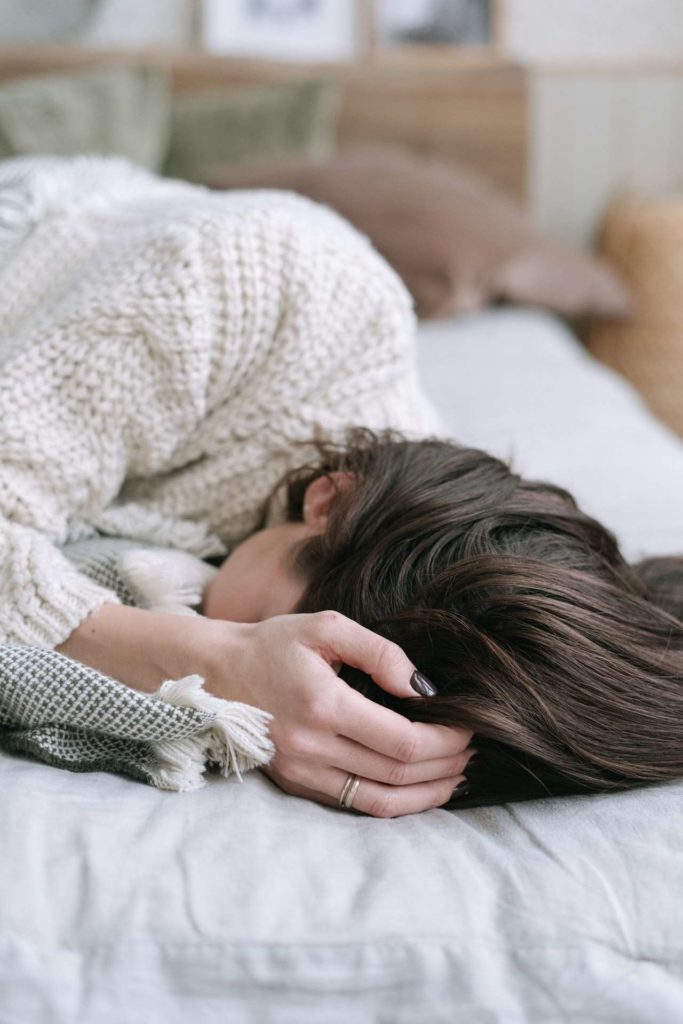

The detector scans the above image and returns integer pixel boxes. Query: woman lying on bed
[1,155,681,817]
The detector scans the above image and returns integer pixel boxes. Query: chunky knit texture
[0,156,436,649]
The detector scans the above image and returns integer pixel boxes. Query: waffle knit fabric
[0,155,436,649]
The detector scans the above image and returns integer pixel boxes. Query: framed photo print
[202,0,360,62]
[374,0,494,50]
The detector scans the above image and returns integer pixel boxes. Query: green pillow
[163,79,339,184]
[0,65,171,171]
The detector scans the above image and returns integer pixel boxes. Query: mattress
[1,309,682,1023]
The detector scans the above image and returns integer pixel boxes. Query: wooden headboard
[0,45,528,200]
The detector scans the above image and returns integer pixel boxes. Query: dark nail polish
[410,669,438,697]
[451,781,470,799]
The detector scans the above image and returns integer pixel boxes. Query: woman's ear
[302,471,354,531]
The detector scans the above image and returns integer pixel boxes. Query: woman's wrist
[55,601,252,696]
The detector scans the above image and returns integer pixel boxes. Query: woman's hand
[58,602,475,817]
[203,610,476,818]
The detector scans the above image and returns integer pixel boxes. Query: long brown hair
[276,428,683,808]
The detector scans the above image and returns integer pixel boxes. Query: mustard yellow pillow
[589,193,683,437]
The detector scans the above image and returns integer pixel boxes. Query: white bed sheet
[1,309,682,1023]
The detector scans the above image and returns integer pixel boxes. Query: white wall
[0,0,198,46]
[81,0,197,48]
[504,0,683,63]
[529,70,683,246]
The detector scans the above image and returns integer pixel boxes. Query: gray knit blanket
[0,538,275,790]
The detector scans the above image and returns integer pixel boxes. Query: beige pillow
[588,193,683,437]
[208,146,631,321]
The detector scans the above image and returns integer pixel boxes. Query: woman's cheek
[260,568,308,619]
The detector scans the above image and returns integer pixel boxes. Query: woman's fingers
[306,609,474,760]
[326,734,478,787]
[237,611,477,818]
[309,610,430,701]
[262,762,467,818]
[334,683,473,762]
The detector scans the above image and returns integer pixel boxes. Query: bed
[1,308,681,1023]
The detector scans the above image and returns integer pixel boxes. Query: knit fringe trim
[117,545,219,617]
[148,675,275,792]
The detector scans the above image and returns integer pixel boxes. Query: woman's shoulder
[203,185,411,308]
[181,183,381,263]
[0,154,366,244]
[0,155,400,296]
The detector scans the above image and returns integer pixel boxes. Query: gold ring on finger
[339,773,361,810]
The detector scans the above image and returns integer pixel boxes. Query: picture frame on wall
[372,0,499,56]
[201,0,362,62]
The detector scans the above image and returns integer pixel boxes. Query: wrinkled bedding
[1,309,681,1023]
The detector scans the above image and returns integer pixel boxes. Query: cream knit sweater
[0,156,437,649]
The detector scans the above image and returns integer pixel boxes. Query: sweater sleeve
[0,522,122,648]
[0,161,217,649]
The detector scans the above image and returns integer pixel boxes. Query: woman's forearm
[55,601,246,694]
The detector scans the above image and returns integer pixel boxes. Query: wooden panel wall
[0,46,528,200]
